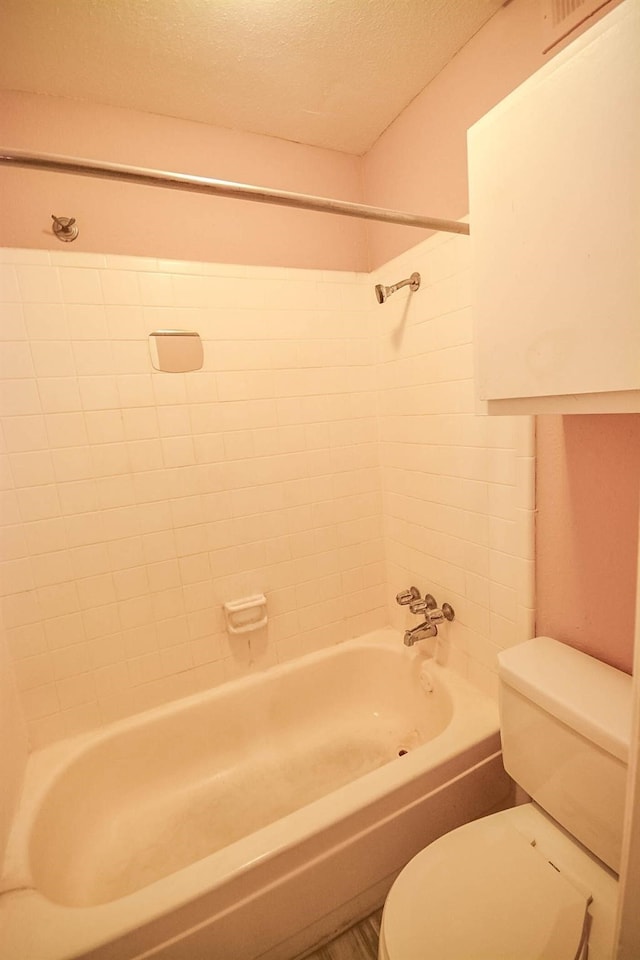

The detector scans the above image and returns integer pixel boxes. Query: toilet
[378,636,632,960]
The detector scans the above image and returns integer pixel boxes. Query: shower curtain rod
[0,148,470,236]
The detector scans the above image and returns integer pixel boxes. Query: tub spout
[403,620,438,647]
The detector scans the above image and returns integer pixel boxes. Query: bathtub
[0,627,512,960]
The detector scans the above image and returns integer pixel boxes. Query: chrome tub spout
[403,620,438,647]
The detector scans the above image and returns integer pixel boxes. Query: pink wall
[0,91,367,271]
[362,0,544,269]
[1,1,621,274]
[363,0,623,269]
[536,416,640,674]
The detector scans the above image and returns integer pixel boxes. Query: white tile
[516,455,536,509]
[78,376,120,411]
[15,265,61,303]
[59,268,103,304]
[49,251,106,269]
[0,303,27,340]
[38,379,82,413]
[65,304,108,339]
[45,412,89,448]
[0,341,34,377]
[138,272,173,306]
[104,255,158,272]
[23,303,67,339]
[1,379,41,416]
[105,304,146,339]
[100,270,141,305]
[0,248,51,266]
[30,341,76,377]
[72,341,115,376]
[17,485,60,522]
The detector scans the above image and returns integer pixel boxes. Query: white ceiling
[0,0,504,155]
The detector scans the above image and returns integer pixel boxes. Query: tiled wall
[0,248,385,746]
[0,631,28,861]
[374,230,535,696]
[0,235,534,747]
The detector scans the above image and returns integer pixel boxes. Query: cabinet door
[468,0,640,406]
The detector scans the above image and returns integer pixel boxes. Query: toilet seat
[380,812,591,960]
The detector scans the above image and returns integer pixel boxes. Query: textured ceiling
[0,0,504,155]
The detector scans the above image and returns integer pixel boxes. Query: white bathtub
[0,628,512,960]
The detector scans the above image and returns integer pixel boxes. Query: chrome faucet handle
[426,602,455,624]
[396,586,420,606]
[409,598,428,614]
[409,593,438,615]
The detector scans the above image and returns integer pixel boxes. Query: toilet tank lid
[498,637,632,763]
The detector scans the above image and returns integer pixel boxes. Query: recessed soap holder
[224,594,268,635]
[149,329,203,372]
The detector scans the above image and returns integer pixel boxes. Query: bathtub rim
[0,627,501,960]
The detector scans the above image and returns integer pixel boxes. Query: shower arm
[0,148,470,237]
[387,277,413,295]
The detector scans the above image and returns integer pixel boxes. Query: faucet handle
[426,602,456,624]
[412,593,437,611]
[409,598,427,614]
[409,593,438,615]
[396,586,420,606]
[441,602,455,621]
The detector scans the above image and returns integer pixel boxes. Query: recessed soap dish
[149,330,203,372]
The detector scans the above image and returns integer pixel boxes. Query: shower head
[374,272,420,305]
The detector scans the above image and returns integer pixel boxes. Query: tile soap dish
[224,594,268,635]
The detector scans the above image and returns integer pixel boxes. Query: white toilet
[378,636,632,960]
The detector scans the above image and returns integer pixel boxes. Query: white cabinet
[468,0,640,415]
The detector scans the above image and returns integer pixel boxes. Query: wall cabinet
[468,0,640,415]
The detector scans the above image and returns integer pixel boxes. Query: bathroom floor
[297,909,382,960]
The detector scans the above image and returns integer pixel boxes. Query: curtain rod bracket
[51,214,79,242]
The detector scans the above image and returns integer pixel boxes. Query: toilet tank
[498,637,632,873]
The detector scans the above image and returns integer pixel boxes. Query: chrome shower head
[374,272,420,305]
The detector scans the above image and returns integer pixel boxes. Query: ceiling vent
[542,0,617,52]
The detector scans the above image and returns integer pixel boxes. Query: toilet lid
[382,816,590,960]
